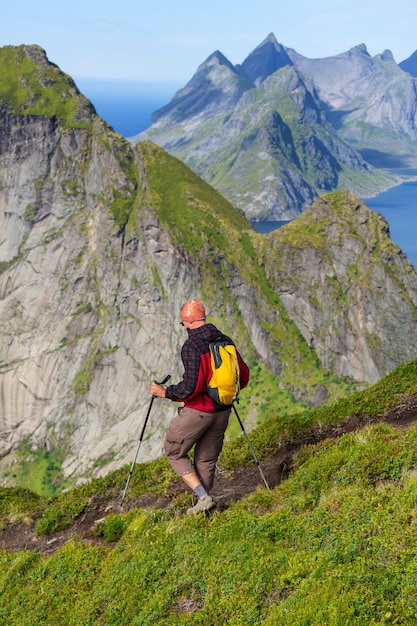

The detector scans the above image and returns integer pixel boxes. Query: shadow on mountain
[359,149,413,168]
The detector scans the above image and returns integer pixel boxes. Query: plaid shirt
[165,323,249,412]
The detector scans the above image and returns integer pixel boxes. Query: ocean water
[89,96,157,137]
[364,180,417,269]
[75,80,180,138]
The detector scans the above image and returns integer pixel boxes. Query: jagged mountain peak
[258,32,280,46]
[399,49,417,76]
[147,48,253,128]
[238,32,293,84]
[377,49,396,62]
[199,49,238,73]
[347,43,370,56]
[134,33,387,219]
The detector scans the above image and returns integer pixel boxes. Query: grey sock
[194,484,208,499]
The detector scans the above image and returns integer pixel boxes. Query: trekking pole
[232,404,270,490]
[120,374,171,506]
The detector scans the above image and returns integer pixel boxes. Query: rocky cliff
[400,50,417,77]
[1,45,417,493]
[256,191,417,383]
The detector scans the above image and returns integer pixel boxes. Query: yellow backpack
[207,339,240,406]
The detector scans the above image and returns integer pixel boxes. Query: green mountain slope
[0,62,354,492]
[1,359,417,624]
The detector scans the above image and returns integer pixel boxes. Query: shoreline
[361,169,417,200]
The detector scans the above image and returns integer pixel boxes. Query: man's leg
[164,407,210,483]
[193,408,231,491]
[163,407,219,513]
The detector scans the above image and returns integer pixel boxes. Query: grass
[0,45,93,129]
[1,360,417,624]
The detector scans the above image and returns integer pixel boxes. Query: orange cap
[180,300,206,324]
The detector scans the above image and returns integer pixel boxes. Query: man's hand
[150,382,166,398]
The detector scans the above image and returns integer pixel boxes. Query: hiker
[150,299,250,514]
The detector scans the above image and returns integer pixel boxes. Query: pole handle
[156,374,171,386]
[151,374,171,397]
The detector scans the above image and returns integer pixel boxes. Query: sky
[2,0,417,89]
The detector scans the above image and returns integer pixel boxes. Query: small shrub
[94,514,127,542]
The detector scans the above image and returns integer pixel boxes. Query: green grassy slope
[1,359,417,624]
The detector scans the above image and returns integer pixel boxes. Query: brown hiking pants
[164,406,231,491]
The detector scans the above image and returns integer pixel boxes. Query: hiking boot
[186,495,216,515]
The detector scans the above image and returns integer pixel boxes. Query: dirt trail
[2,396,417,556]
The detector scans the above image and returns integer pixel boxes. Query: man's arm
[158,340,201,402]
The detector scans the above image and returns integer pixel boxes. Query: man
[150,299,250,515]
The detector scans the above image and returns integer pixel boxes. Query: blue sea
[364,180,417,269]
[75,79,181,138]
[78,81,417,270]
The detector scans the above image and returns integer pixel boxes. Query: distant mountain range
[132,34,417,220]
